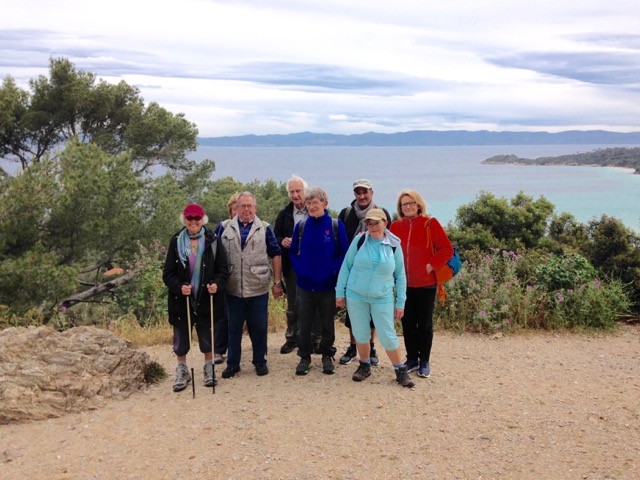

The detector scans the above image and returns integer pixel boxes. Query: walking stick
[185,287,193,347]
[210,288,216,395]
[185,289,195,398]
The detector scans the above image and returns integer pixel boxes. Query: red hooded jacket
[389,216,454,288]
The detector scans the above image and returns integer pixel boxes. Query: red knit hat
[183,203,205,218]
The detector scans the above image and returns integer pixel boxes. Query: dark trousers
[172,314,212,357]
[401,287,437,362]
[284,270,322,343]
[214,292,229,355]
[226,293,269,369]
[296,287,337,358]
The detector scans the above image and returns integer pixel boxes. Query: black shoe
[321,355,335,374]
[221,366,241,379]
[295,356,312,375]
[370,346,380,367]
[280,341,297,354]
[339,344,357,365]
[395,365,414,388]
[352,361,371,382]
[255,364,269,376]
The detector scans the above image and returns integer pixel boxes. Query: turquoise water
[189,145,640,231]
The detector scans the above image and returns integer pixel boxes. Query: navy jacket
[290,211,349,291]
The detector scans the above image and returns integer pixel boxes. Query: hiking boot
[321,355,335,374]
[255,364,269,376]
[403,359,419,373]
[203,363,217,387]
[213,353,225,365]
[352,361,372,382]
[417,360,431,378]
[173,364,191,392]
[296,356,312,375]
[339,344,357,365]
[395,366,415,388]
[370,346,380,367]
[280,341,297,354]
[221,366,241,379]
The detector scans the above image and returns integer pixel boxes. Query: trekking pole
[185,285,193,347]
[210,288,216,395]
[184,285,195,399]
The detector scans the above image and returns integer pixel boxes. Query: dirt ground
[1,323,638,480]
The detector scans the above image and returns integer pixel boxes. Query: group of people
[162,176,454,391]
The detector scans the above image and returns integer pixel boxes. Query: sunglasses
[185,215,202,221]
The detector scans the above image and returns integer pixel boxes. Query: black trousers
[296,287,337,358]
[401,287,437,362]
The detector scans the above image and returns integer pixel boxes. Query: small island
[483,147,640,174]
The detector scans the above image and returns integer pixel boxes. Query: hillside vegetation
[483,147,640,173]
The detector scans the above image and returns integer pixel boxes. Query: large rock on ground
[0,326,151,424]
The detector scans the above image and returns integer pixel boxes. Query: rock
[0,326,151,424]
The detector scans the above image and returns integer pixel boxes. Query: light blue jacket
[336,230,407,308]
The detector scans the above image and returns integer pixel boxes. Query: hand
[272,283,284,298]
[426,263,434,273]
[394,308,404,321]
[282,237,292,248]
[181,284,192,296]
[207,283,218,294]
[336,297,346,309]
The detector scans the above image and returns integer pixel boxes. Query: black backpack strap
[356,234,395,252]
[297,220,305,256]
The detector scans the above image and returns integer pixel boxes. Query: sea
[189,144,640,231]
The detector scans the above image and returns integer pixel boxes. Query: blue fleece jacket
[290,211,349,291]
[336,230,407,308]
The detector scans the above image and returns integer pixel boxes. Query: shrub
[436,249,630,332]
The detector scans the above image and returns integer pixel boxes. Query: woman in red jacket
[389,189,453,378]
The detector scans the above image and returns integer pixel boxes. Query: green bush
[436,249,630,332]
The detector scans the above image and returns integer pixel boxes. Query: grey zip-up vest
[221,216,271,297]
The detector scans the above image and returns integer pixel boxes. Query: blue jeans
[226,293,269,369]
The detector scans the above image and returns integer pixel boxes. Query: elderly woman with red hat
[163,203,229,392]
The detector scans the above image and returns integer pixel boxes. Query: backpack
[356,234,396,253]
[425,218,462,305]
[297,217,339,255]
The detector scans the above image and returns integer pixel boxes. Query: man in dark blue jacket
[290,187,349,375]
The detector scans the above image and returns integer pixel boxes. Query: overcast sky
[1,0,639,137]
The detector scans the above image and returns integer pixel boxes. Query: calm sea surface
[189,145,640,231]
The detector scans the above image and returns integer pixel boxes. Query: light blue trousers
[346,297,399,351]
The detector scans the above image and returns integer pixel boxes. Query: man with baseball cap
[337,179,392,366]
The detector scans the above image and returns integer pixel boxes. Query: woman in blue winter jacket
[335,208,413,387]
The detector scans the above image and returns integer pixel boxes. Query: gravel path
[1,324,638,480]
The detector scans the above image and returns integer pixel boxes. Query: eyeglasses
[401,201,417,208]
[366,220,381,226]
[185,215,202,221]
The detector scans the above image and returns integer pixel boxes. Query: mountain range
[198,130,640,147]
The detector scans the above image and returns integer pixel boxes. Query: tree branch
[58,271,135,310]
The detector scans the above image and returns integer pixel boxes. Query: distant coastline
[197,130,640,147]
[482,147,640,174]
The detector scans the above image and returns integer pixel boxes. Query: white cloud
[1,0,639,136]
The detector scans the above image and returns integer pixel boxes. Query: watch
[274,281,282,287]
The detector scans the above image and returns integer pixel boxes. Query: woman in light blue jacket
[336,208,413,387]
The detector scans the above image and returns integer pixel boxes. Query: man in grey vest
[219,192,283,378]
